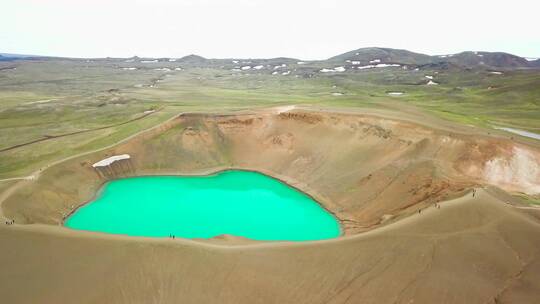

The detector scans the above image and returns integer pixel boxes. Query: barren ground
[1,107,539,303]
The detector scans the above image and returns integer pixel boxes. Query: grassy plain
[1,59,539,178]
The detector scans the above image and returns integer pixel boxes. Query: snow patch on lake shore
[93,154,131,168]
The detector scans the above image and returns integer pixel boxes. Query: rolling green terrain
[0,48,539,179]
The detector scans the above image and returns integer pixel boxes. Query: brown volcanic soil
[1,108,540,303]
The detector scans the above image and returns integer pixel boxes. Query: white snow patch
[320,66,346,72]
[490,71,503,75]
[92,154,131,168]
[125,59,135,63]
[174,67,183,71]
[297,61,307,65]
[253,65,264,70]
[143,110,155,114]
[282,71,291,75]
[351,61,361,65]
[369,59,381,63]
[332,92,344,96]
[427,80,439,85]
[484,147,540,194]
[168,58,177,62]
[272,71,278,75]
[122,67,137,70]
[241,66,251,70]
[375,64,399,68]
[387,92,404,96]
[425,75,434,79]
[357,65,375,70]
[141,60,158,63]
[275,105,296,114]
[525,57,538,62]
[356,64,399,70]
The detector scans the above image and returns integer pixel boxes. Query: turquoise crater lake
[65,170,340,241]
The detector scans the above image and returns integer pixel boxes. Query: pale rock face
[484,147,540,194]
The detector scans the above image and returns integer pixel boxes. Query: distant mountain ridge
[327,47,537,69]
[327,47,432,65]
[1,48,538,69]
[0,53,42,61]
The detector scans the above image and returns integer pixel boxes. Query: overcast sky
[2,0,539,60]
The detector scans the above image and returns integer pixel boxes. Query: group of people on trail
[417,188,477,215]
[5,219,14,225]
